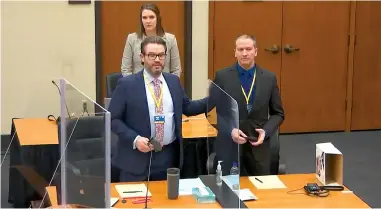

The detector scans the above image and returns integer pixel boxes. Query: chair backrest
[58,116,107,176]
[269,128,281,175]
[105,72,122,98]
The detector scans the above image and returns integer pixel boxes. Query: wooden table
[11,115,216,207]
[242,174,369,208]
[45,173,370,208]
[13,114,216,145]
[182,114,217,139]
[13,118,58,145]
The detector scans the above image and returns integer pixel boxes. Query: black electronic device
[304,183,320,193]
[244,136,258,142]
[304,183,329,197]
[148,137,162,152]
[55,171,106,208]
[321,185,344,191]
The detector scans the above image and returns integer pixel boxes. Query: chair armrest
[206,152,216,174]
[278,164,286,174]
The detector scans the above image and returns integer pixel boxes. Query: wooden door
[100,1,185,99]
[280,2,350,133]
[211,1,283,82]
[351,2,381,130]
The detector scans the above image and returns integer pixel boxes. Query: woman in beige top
[121,3,182,77]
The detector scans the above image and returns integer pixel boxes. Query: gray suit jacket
[120,32,182,77]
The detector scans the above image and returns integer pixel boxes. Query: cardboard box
[316,142,343,186]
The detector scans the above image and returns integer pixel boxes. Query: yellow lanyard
[144,74,164,109]
[240,71,256,105]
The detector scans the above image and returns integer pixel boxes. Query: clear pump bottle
[216,161,223,186]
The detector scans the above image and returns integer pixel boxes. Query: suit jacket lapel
[252,66,263,108]
[137,71,151,131]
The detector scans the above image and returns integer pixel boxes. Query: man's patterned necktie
[153,78,164,143]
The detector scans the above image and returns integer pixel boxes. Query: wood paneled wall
[208,1,381,133]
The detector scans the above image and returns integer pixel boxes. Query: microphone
[52,80,72,119]
[149,137,162,152]
[143,137,161,209]
[144,150,153,209]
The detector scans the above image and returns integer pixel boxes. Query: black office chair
[105,72,122,98]
[57,116,119,178]
[269,129,286,175]
[206,129,286,175]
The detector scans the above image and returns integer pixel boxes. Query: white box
[316,142,343,186]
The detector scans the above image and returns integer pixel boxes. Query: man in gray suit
[212,34,284,176]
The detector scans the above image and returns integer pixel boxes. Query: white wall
[191,1,209,100]
[1,1,95,134]
[0,1,209,135]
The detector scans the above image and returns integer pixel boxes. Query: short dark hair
[138,3,165,39]
[140,36,167,55]
[236,34,257,47]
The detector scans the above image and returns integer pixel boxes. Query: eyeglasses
[144,53,166,60]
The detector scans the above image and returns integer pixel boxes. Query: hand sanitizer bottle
[216,161,223,186]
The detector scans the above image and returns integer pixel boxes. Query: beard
[146,63,164,76]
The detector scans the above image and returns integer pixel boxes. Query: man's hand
[250,129,265,146]
[136,137,154,153]
[231,128,247,144]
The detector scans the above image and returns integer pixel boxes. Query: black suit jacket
[212,64,285,140]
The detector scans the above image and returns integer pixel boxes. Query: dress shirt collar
[143,69,164,84]
[236,62,256,77]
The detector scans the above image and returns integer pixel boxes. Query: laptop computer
[54,170,107,208]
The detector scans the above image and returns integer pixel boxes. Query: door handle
[284,44,300,53]
[264,45,280,54]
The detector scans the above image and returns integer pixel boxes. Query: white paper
[110,197,119,206]
[316,142,342,154]
[249,175,287,189]
[179,178,205,195]
[238,189,258,201]
[115,184,152,198]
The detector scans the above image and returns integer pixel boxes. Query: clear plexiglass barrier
[206,79,242,208]
[55,78,111,208]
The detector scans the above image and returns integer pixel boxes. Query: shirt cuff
[133,135,140,149]
[263,129,268,140]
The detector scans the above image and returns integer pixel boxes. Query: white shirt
[133,69,175,148]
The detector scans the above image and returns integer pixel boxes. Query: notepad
[249,175,287,189]
[115,184,152,198]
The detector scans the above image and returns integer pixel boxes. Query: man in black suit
[212,34,284,176]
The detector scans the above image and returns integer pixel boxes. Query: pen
[255,177,263,183]
[123,191,143,193]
